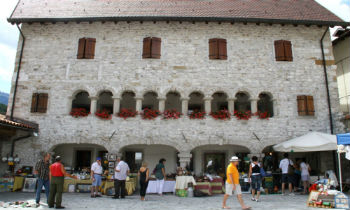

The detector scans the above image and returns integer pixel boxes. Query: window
[72,91,91,112]
[165,91,181,111]
[211,92,228,112]
[188,92,204,113]
[142,92,158,110]
[120,91,136,111]
[142,37,161,59]
[234,92,251,112]
[257,93,274,117]
[31,93,48,113]
[274,40,293,61]
[97,91,113,114]
[209,38,227,60]
[77,38,96,59]
[297,95,314,116]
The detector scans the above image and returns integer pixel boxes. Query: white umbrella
[273,132,337,152]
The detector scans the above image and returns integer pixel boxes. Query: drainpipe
[10,24,25,120]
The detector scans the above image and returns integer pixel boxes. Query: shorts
[301,174,310,182]
[92,174,102,187]
[281,174,292,184]
[225,182,242,195]
[251,175,262,191]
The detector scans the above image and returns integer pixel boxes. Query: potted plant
[210,109,231,120]
[95,109,112,120]
[70,108,90,118]
[189,110,206,119]
[163,109,182,119]
[233,110,252,120]
[255,111,270,120]
[140,108,161,120]
[117,108,137,119]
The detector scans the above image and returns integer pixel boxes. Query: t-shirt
[91,162,103,174]
[279,158,293,174]
[114,161,130,180]
[300,162,309,176]
[226,163,239,184]
[155,163,165,180]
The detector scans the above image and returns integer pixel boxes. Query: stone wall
[4,21,345,170]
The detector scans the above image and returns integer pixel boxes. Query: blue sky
[0,0,349,94]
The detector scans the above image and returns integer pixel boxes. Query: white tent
[273,132,337,152]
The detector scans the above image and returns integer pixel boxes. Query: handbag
[260,167,266,177]
[287,160,294,175]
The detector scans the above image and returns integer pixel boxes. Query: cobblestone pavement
[0,192,316,210]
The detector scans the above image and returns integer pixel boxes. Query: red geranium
[255,111,270,120]
[70,108,90,118]
[95,109,112,120]
[233,110,252,120]
[189,110,206,119]
[117,108,137,119]
[163,109,182,119]
[210,109,231,120]
[141,108,161,120]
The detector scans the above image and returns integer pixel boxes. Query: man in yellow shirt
[222,156,251,209]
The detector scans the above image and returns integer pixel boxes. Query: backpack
[287,160,294,175]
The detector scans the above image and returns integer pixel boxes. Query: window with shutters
[297,95,315,116]
[77,38,96,59]
[209,38,227,60]
[142,37,161,59]
[31,93,48,113]
[274,40,293,62]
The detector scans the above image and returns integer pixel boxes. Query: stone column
[227,98,235,114]
[112,97,121,115]
[178,152,192,168]
[158,97,166,112]
[67,96,73,114]
[89,96,98,114]
[204,97,213,114]
[250,98,258,114]
[135,97,143,112]
[272,99,277,117]
[181,97,189,115]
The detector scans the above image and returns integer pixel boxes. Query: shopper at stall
[248,156,261,202]
[34,152,51,207]
[222,156,251,210]
[293,159,302,192]
[48,156,77,209]
[113,157,130,199]
[91,157,103,198]
[279,153,294,195]
[155,158,166,196]
[300,158,311,194]
[138,161,149,201]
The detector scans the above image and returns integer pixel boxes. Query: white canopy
[273,132,337,152]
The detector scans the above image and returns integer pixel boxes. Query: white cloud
[315,0,350,21]
[0,66,13,81]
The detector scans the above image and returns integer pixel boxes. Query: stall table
[103,180,135,195]
[146,180,176,194]
[175,176,196,190]
[13,176,25,191]
[195,182,212,195]
[210,178,224,194]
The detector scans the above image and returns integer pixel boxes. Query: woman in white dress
[300,158,311,194]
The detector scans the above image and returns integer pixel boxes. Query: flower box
[189,110,206,119]
[95,109,112,120]
[233,110,252,120]
[141,108,161,120]
[163,109,182,119]
[210,109,230,120]
[255,111,270,119]
[117,108,137,119]
[70,108,90,118]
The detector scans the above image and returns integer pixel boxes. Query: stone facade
[3,21,345,173]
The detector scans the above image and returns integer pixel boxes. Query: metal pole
[337,151,342,192]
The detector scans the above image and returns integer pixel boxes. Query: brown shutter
[306,96,315,116]
[85,38,96,59]
[284,41,293,61]
[209,38,219,59]
[37,93,48,113]
[142,37,152,58]
[218,39,227,60]
[31,93,39,113]
[297,95,307,116]
[151,37,161,59]
[274,40,285,61]
[77,38,86,59]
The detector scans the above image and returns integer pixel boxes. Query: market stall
[146,179,176,194]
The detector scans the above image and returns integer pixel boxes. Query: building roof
[8,0,350,26]
[0,114,37,131]
[332,28,350,45]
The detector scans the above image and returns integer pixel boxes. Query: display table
[175,176,196,190]
[63,179,93,192]
[146,180,176,194]
[195,182,212,195]
[13,176,25,191]
[103,180,135,195]
[210,178,224,194]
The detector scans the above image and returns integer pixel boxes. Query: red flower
[140,108,161,120]
[189,110,206,119]
[95,109,112,120]
[255,111,270,120]
[117,108,137,119]
[163,109,182,119]
[210,109,230,120]
[70,108,90,118]
[233,110,252,120]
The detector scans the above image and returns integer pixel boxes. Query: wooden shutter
[209,38,219,59]
[297,95,307,116]
[85,38,96,59]
[142,37,152,58]
[284,41,293,61]
[218,39,227,60]
[31,93,39,113]
[151,37,161,59]
[77,38,86,59]
[306,96,315,116]
[274,40,285,61]
[37,93,48,113]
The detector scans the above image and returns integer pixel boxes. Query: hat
[96,157,102,161]
[229,156,240,162]
[55,156,61,161]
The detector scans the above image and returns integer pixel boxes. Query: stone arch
[94,87,118,98]
[117,140,182,153]
[257,91,274,100]
[71,91,91,112]
[71,87,91,98]
[120,91,136,111]
[234,91,251,112]
[161,87,184,98]
[165,91,182,111]
[211,91,229,112]
[186,90,205,98]
[97,90,114,113]
[141,88,160,98]
[142,91,159,110]
[233,88,253,99]
[118,86,139,98]
[257,92,274,117]
[209,88,233,99]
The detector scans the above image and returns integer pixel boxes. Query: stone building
[2,0,349,175]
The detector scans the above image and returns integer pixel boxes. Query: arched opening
[211,92,228,112]
[234,92,251,112]
[258,93,274,117]
[120,91,136,111]
[188,92,204,113]
[97,91,113,114]
[142,91,159,110]
[165,91,181,112]
[72,91,91,112]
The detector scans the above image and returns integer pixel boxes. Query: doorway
[76,150,92,170]
[204,153,226,176]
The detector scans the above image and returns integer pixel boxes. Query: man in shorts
[222,156,251,210]
[279,153,294,195]
[91,157,103,198]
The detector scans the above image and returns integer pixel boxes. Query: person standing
[279,153,294,195]
[138,162,149,201]
[91,157,103,198]
[34,152,51,207]
[248,156,262,202]
[155,158,166,196]
[300,158,311,194]
[222,156,251,210]
[113,157,130,199]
